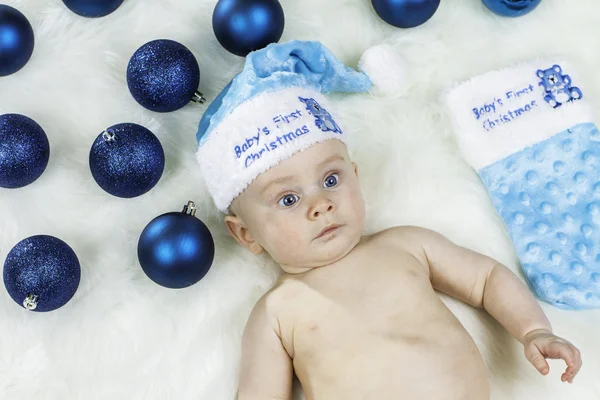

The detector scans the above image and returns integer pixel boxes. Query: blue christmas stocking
[445,60,600,310]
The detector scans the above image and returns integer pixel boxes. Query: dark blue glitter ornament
[0,5,34,76]
[3,235,81,312]
[371,0,440,28]
[62,0,124,18]
[89,123,165,198]
[138,201,215,289]
[482,0,542,17]
[213,0,285,57]
[0,113,49,188]
[127,39,205,113]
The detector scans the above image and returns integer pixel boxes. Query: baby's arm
[397,226,582,382]
[237,296,293,400]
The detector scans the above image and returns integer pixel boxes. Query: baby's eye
[323,173,339,188]
[278,194,299,207]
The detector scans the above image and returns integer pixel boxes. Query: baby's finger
[571,345,582,374]
[545,342,577,382]
[524,344,549,375]
[561,345,582,383]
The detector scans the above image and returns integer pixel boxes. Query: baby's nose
[309,198,335,219]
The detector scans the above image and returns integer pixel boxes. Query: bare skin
[225,139,582,400]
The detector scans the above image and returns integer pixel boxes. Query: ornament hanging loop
[191,90,206,104]
[183,201,197,217]
[23,293,39,310]
[102,128,118,142]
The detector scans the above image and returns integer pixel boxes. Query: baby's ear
[224,215,264,255]
[352,161,359,178]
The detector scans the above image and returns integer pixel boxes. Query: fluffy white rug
[1,0,599,399]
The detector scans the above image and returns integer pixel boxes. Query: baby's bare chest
[278,253,455,352]
[275,255,487,400]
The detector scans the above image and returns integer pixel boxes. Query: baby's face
[226,139,365,273]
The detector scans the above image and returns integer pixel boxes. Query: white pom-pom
[358,43,408,96]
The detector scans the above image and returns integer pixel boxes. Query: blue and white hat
[195,40,405,212]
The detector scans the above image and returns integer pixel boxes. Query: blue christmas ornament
[213,0,285,57]
[371,0,440,28]
[89,123,165,198]
[3,235,81,312]
[0,5,34,76]
[482,0,542,17]
[138,201,215,289]
[62,0,124,18]
[0,114,49,189]
[127,39,204,113]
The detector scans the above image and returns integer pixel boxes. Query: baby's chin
[277,231,361,271]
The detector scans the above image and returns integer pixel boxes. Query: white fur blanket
[1,0,599,399]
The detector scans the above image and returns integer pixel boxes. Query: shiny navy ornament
[482,0,542,17]
[0,114,49,188]
[213,0,285,57]
[371,0,440,28]
[3,235,81,312]
[127,39,205,113]
[62,0,124,18]
[138,201,215,289]
[89,123,164,198]
[0,5,34,76]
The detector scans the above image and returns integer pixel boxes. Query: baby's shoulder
[368,225,435,249]
[252,277,304,315]
[245,286,287,334]
[365,225,442,266]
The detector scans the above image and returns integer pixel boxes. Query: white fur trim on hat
[196,87,347,212]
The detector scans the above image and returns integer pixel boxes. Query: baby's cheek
[264,219,307,257]
[347,187,366,221]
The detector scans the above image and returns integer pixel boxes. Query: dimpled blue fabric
[480,123,600,309]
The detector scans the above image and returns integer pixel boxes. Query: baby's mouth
[315,224,342,239]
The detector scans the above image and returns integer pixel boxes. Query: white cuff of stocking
[445,59,594,171]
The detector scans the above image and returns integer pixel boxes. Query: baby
[195,41,582,400]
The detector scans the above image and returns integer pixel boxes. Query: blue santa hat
[195,40,404,212]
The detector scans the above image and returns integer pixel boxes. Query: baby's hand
[523,329,582,383]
